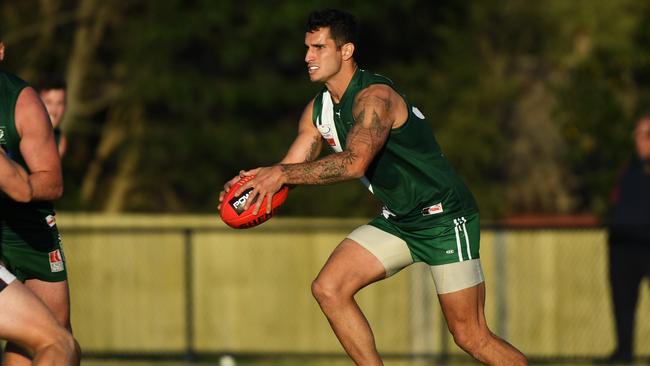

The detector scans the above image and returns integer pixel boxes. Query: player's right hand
[218,171,245,210]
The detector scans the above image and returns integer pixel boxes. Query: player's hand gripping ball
[220,175,288,229]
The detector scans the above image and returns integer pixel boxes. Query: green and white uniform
[0,70,66,282]
[312,69,482,292]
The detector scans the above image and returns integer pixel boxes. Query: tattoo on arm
[280,91,393,185]
[281,150,357,185]
[304,135,321,162]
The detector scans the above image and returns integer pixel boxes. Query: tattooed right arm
[278,84,397,186]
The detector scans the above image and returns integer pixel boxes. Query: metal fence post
[495,228,509,340]
[184,228,197,362]
[409,264,435,364]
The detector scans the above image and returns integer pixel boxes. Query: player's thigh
[346,224,414,278]
[25,279,71,328]
[315,238,389,294]
[0,272,64,352]
[430,258,484,295]
[434,259,487,330]
[438,281,487,333]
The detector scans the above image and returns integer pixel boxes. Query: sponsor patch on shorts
[45,215,56,227]
[48,249,65,273]
[421,203,444,216]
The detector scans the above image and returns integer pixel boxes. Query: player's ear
[341,42,354,61]
[0,42,5,62]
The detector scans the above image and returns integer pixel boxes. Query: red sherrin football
[220,175,289,229]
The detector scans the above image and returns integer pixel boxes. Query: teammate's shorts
[1,214,68,282]
[347,212,483,294]
[0,265,17,291]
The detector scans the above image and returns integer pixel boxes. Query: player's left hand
[235,166,286,215]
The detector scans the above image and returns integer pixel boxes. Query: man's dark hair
[306,9,358,48]
[36,75,67,92]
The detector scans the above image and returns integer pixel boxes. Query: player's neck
[325,63,357,103]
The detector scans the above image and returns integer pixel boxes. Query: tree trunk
[103,106,145,212]
[63,0,108,133]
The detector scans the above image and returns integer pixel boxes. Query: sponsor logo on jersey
[318,91,343,152]
[421,203,444,216]
[317,122,328,133]
[45,214,56,227]
[49,249,65,273]
[317,124,338,147]
[0,127,5,144]
[229,188,254,215]
[446,249,455,255]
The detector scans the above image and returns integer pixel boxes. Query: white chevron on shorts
[461,216,472,260]
[453,217,472,261]
[453,218,463,262]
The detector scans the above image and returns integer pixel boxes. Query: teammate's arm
[15,87,63,201]
[0,148,32,202]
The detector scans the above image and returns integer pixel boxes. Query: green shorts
[1,216,67,282]
[366,211,480,266]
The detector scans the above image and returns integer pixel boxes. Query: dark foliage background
[2,0,649,218]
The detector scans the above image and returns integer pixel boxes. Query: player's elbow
[51,182,64,200]
[12,193,31,203]
[347,162,367,179]
[39,180,63,201]
[47,173,64,200]
[343,149,371,179]
[10,184,33,203]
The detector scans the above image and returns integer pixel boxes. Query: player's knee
[54,312,71,330]
[311,277,332,303]
[515,352,529,366]
[34,328,78,363]
[72,338,82,365]
[450,324,487,354]
[311,277,345,305]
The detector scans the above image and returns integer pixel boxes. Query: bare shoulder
[14,86,51,136]
[354,84,406,110]
[298,98,317,130]
[16,86,46,113]
[355,84,395,104]
[303,98,315,115]
[353,84,407,128]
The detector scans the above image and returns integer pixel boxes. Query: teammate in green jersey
[0,39,79,365]
[220,9,527,365]
[0,40,79,366]
[37,77,67,158]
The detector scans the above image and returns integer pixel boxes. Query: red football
[220,175,289,229]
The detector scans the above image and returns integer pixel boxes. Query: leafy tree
[2,0,646,219]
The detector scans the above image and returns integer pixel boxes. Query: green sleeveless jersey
[0,70,55,225]
[53,128,62,147]
[312,69,477,229]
